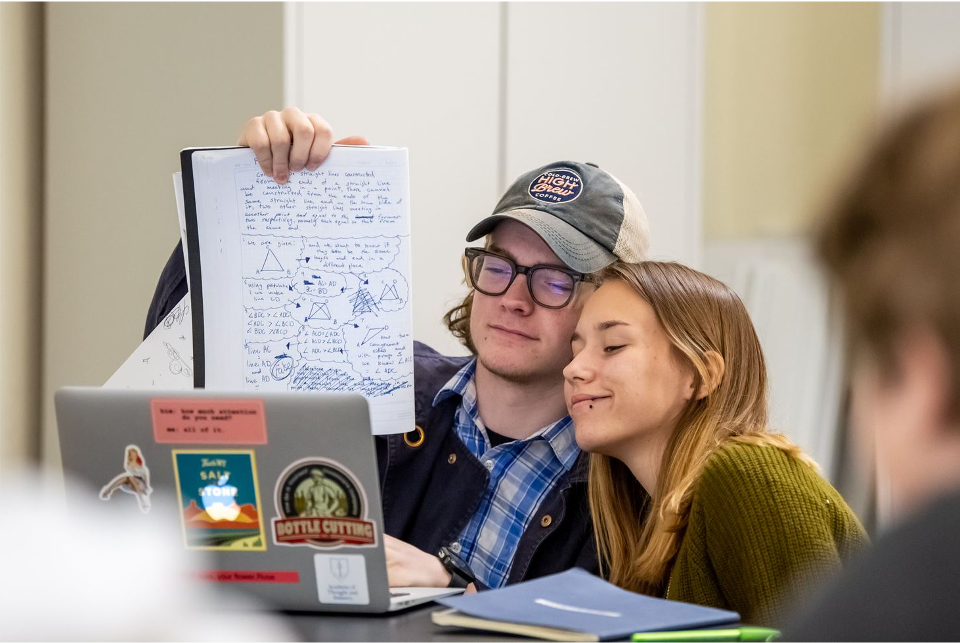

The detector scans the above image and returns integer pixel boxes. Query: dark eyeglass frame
[463,247,591,309]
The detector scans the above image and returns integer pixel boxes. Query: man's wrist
[445,571,469,589]
[437,546,476,588]
[434,557,453,587]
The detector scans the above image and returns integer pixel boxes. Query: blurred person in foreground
[786,85,960,640]
[0,470,292,641]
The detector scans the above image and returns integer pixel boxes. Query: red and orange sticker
[152,398,267,444]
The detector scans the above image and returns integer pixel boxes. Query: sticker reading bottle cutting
[272,458,376,549]
[172,450,267,551]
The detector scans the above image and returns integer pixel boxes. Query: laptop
[55,387,463,612]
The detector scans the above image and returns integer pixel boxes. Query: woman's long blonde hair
[589,261,816,595]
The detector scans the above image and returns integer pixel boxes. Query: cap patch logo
[528,168,583,204]
[272,458,376,549]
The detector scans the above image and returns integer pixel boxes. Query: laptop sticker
[314,554,370,605]
[151,398,267,445]
[272,458,377,549]
[171,450,267,551]
[99,444,153,513]
[197,570,300,583]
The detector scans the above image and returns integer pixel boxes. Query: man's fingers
[284,107,315,173]
[305,113,335,171]
[239,116,274,179]
[383,537,404,587]
[262,110,292,183]
[238,107,354,182]
[334,135,371,147]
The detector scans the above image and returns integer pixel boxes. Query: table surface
[282,604,525,642]
[281,604,743,642]
[283,604,528,642]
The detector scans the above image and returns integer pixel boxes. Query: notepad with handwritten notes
[180,145,414,435]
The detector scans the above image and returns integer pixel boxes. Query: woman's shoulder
[693,440,867,555]
[703,439,810,474]
[695,440,840,515]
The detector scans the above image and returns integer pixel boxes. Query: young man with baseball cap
[144,107,650,589]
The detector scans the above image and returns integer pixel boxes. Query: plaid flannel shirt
[433,359,579,588]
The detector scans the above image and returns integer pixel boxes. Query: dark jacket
[145,241,598,586]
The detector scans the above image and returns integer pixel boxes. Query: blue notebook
[432,568,739,642]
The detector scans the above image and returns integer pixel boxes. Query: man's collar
[434,360,579,471]
[538,417,579,472]
[433,359,478,407]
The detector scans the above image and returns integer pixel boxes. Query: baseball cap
[465,161,650,273]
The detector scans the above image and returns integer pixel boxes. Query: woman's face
[563,281,695,457]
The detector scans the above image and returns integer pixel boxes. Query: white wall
[504,3,702,266]
[286,2,703,357]
[882,2,960,107]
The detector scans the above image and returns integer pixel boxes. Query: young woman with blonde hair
[563,261,867,626]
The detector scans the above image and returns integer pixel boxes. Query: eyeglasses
[463,247,590,309]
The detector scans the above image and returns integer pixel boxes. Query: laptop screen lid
[55,387,393,612]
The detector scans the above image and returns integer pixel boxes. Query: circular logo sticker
[528,168,584,204]
[272,458,376,548]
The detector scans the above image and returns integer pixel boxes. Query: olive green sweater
[665,442,868,627]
